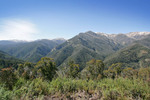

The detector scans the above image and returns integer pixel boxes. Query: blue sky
[0,0,150,40]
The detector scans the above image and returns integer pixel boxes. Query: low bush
[0,77,149,99]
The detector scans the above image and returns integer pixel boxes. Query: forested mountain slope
[0,50,23,69]
[0,39,65,62]
[48,31,150,68]
[104,43,150,68]
[134,35,150,48]
[104,35,150,68]
[47,31,122,68]
[0,31,150,68]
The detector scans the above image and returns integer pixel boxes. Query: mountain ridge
[0,39,66,63]
[0,31,150,69]
[47,31,122,68]
[47,31,150,69]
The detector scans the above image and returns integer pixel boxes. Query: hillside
[104,43,150,68]
[0,39,65,62]
[110,34,135,46]
[134,35,150,48]
[47,31,122,69]
[47,31,150,69]
[104,34,150,68]
[0,31,150,68]
[96,32,150,46]
[0,50,23,69]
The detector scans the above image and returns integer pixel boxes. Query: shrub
[0,67,17,90]
[35,57,57,81]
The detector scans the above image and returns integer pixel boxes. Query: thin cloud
[0,19,38,40]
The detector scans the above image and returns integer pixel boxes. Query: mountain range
[0,39,65,63]
[0,31,150,69]
[47,31,150,69]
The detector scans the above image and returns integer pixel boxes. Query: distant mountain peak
[7,39,29,42]
[85,30,95,33]
[93,31,150,40]
[126,32,150,39]
[95,32,116,38]
[86,31,150,45]
[52,38,66,41]
[127,32,150,37]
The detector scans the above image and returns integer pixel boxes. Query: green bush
[0,75,150,99]
[0,85,13,100]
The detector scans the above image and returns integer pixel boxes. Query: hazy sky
[0,0,150,40]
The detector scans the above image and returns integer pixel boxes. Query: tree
[86,59,105,80]
[66,60,80,78]
[17,62,34,79]
[104,63,123,79]
[17,64,24,76]
[122,67,135,79]
[35,57,57,81]
[109,63,123,78]
[0,67,17,90]
[138,67,150,81]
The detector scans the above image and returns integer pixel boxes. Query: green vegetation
[0,50,23,69]
[82,59,105,80]
[47,32,150,70]
[48,31,122,69]
[0,57,149,100]
[1,32,150,99]
[0,39,65,63]
[35,57,57,81]
[0,77,149,100]
[0,67,17,90]
[104,44,150,68]
[65,60,80,78]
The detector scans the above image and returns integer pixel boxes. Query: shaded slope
[111,34,135,46]
[0,50,23,69]
[104,43,150,68]
[134,35,150,48]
